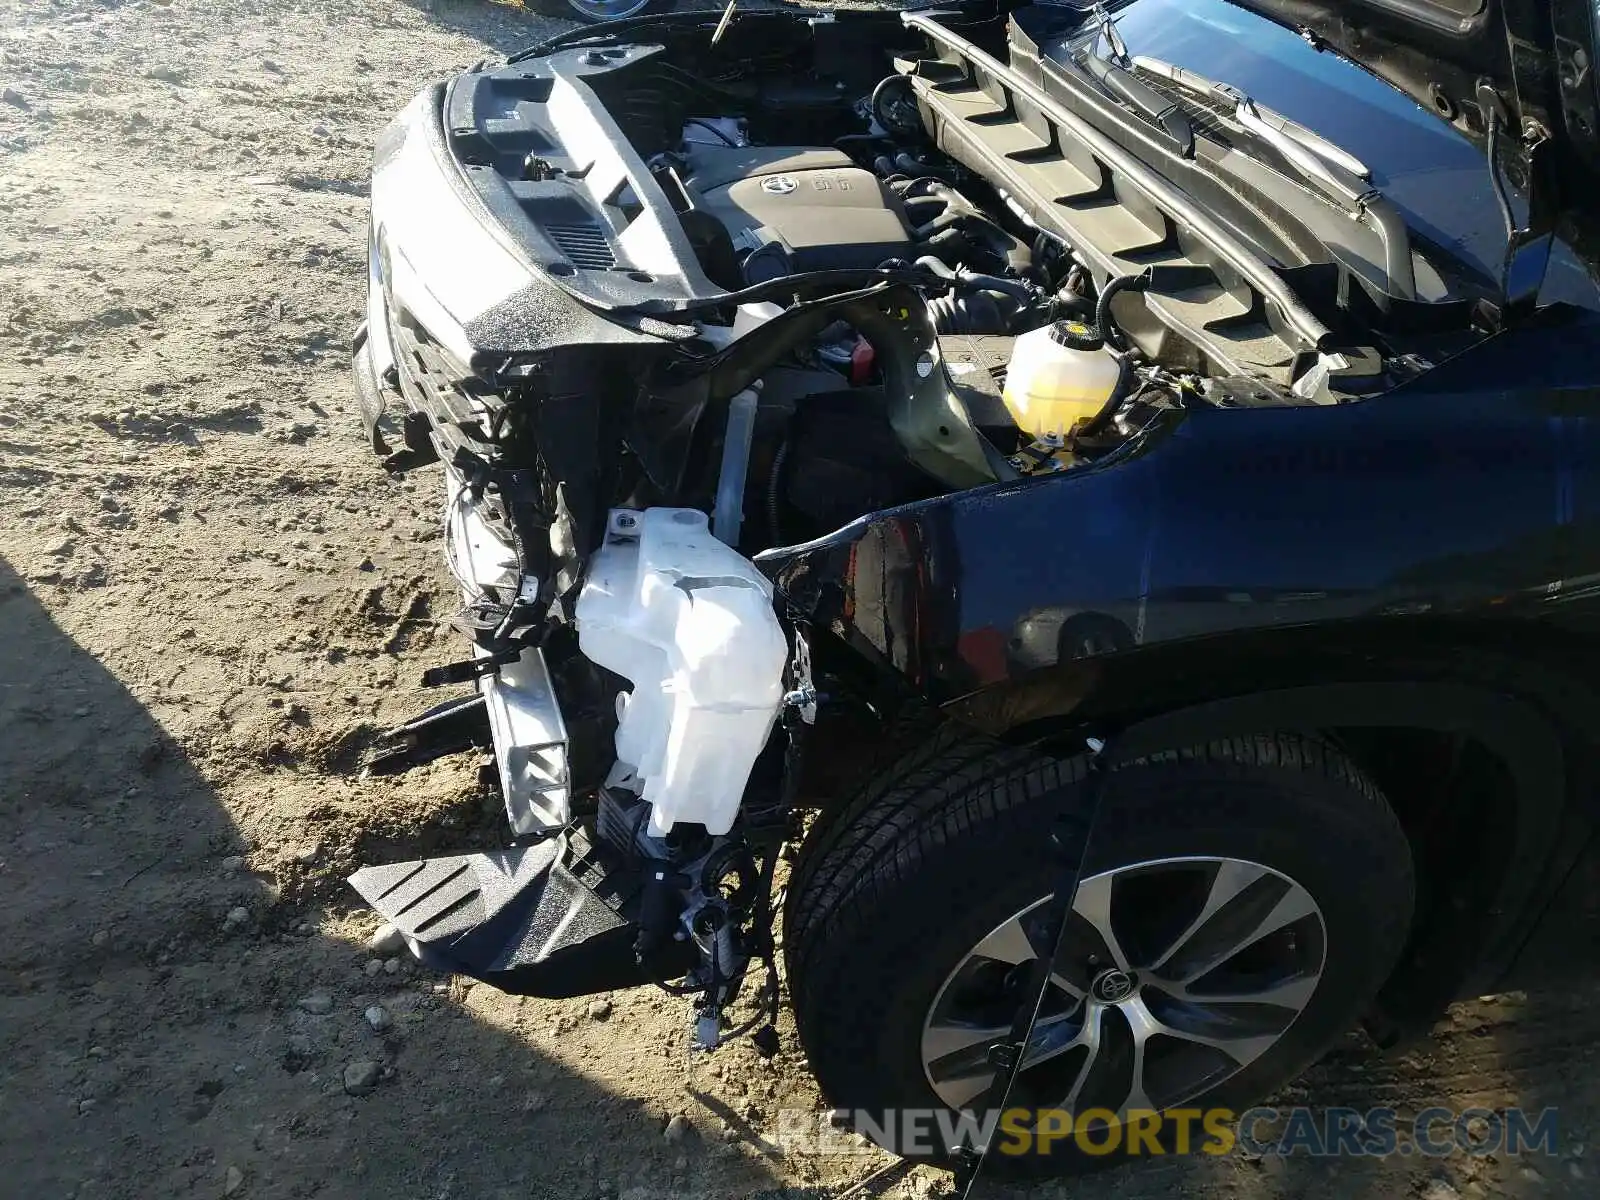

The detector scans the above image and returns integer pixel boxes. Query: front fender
[757,305,1600,712]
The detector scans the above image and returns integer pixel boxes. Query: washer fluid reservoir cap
[1048,319,1105,352]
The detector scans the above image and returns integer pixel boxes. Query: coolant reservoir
[574,508,789,837]
[1001,319,1123,441]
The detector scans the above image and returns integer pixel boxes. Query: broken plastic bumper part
[349,833,695,997]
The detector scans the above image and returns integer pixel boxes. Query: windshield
[1058,0,1597,309]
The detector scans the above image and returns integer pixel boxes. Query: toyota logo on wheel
[760,175,798,194]
[1090,968,1136,1003]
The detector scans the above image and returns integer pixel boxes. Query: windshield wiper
[1073,8,1196,156]
[1078,8,1368,196]
[1129,56,1372,195]
[1121,53,1414,301]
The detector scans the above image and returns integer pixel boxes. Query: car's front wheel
[783,729,1415,1173]
[526,0,666,24]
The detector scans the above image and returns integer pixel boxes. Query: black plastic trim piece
[902,11,1335,377]
[350,838,695,998]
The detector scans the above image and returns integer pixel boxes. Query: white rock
[588,998,613,1021]
[383,958,400,975]
[221,856,245,874]
[223,1165,245,1196]
[364,958,383,977]
[664,1114,693,1143]
[297,992,333,1015]
[367,923,406,956]
[364,1005,391,1032]
[1420,1181,1461,1200]
[224,907,250,927]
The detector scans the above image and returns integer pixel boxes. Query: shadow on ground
[0,554,801,1199]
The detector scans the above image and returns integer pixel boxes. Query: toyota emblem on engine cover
[761,175,798,194]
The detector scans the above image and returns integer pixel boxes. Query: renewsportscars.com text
[774,1106,1559,1159]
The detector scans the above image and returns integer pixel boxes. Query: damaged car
[347,0,1600,1173]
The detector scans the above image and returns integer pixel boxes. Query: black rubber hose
[871,75,922,139]
[1093,272,1151,350]
[928,290,1011,334]
[911,256,1031,301]
[767,439,790,547]
[1073,350,1137,440]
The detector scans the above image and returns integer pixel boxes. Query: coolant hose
[1073,350,1137,440]
[911,256,1031,301]
[1093,272,1151,350]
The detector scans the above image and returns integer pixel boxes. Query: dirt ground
[3,1,1600,1197]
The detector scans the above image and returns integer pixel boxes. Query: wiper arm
[1129,55,1414,302]
[1130,56,1371,193]
[1073,5,1195,155]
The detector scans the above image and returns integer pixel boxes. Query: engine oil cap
[1048,319,1105,351]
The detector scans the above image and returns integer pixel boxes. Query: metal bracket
[363,694,491,777]
[1480,77,1558,321]
[420,646,520,688]
[784,623,819,725]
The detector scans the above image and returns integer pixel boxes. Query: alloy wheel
[920,856,1327,1122]
[565,0,655,19]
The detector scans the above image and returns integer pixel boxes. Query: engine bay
[395,11,1508,569]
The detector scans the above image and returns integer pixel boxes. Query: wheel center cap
[1090,967,1136,1003]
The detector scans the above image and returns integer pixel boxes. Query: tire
[784,727,1415,1174]
[525,0,666,23]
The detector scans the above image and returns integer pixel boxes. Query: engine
[636,114,1176,551]
[686,145,918,280]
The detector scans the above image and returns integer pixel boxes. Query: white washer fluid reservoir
[574,508,790,836]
